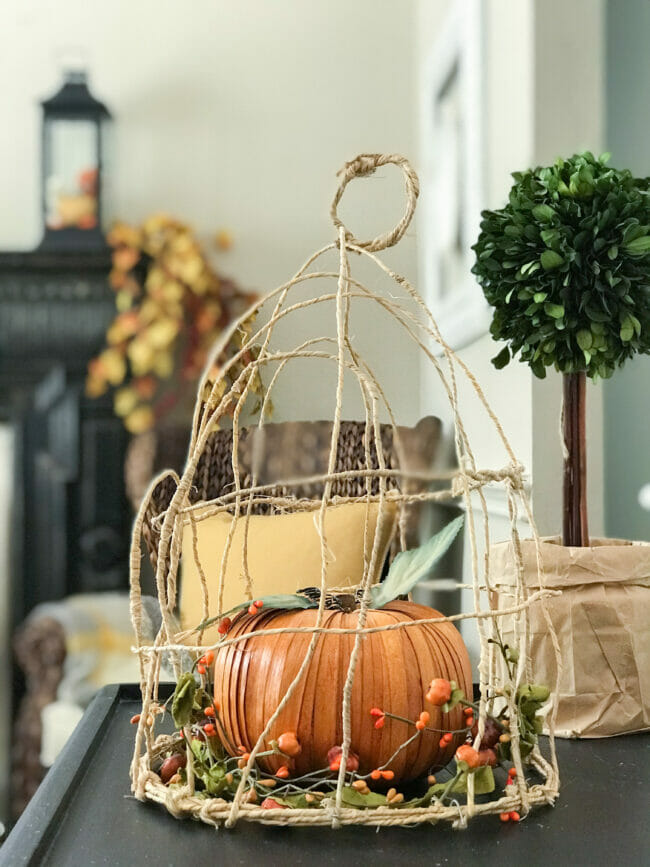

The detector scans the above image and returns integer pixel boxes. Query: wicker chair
[141,418,441,571]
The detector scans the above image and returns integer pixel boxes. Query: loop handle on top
[330,153,419,252]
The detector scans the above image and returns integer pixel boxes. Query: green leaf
[624,235,650,255]
[171,672,196,728]
[339,787,387,808]
[271,793,318,809]
[620,319,634,342]
[607,245,618,260]
[540,249,564,270]
[576,329,592,351]
[441,683,465,713]
[533,292,548,303]
[544,303,565,319]
[409,766,495,807]
[193,593,317,632]
[369,516,464,609]
[532,204,554,222]
[491,346,510,370]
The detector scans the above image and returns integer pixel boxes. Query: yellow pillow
[180,501,396,638]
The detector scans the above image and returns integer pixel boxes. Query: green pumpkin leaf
[540,249,564,270]
[369,516,464,609]
[193,593,317,632]
[171,672,196,728]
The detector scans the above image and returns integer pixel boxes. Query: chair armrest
[11,616,66,820]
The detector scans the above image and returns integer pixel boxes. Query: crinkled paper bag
[491,536,650,738]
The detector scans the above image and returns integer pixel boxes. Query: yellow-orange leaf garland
[86,214,261,433]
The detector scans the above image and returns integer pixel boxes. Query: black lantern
[39,70,111,251]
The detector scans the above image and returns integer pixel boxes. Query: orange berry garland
[426,678,452,707]
[277,731,302,758]
[455,745,481,769]
[217,617,232,635]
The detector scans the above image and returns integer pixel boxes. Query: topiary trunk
[562,372,589,547]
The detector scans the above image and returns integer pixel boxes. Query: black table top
[2,684,649,867]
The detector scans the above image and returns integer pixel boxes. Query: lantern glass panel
[45,117,99,231]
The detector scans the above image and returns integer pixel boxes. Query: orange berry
[499,812,511,823]
[218,617,232,635]
[508,767,518,778]
[261,798,284,809]
[478,748,497,767]
[455,745,481,769]
[426,678,452,707]
[419,711,430,725]
[204,723,216,736]
[276,765,290,779]
[327,745,359,772]
[203,651,214,664]
[130,714,141,725]
[466,716,475,728]
[213,700,221,713]
[204,706,216,717]
[237,744,247,754]
[277,731,301,757]
[510,811,520,822]
[369,707,384,717]
[370,769,382,780]
[381,770,394,780]
[416,720,426,731]
[197,664,206,675]
[254,600,264,608]
[374,716,385,729]
[463,707,473,716]
[247,605,257,615]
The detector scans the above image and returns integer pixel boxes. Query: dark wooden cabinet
[0,250,130,630]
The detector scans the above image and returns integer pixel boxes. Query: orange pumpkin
[213,600,472,783]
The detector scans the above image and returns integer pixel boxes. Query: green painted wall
[605,0,650,541]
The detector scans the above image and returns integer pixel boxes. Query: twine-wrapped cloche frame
[129,153,561,829]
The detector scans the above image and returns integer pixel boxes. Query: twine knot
[330,153,419,252]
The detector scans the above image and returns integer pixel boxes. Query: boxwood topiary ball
[472,151,650,379]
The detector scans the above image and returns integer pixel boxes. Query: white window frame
[419,0,491,350]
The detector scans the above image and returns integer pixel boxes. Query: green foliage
[370,515,464,609]
[472,152,650,379]
[171,672,196,728]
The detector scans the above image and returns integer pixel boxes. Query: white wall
[0,0,421,424]
[604,0,650,542]
[416,0,606,667]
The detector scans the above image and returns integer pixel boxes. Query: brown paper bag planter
[128,154,561,829]
[491,537,650,737]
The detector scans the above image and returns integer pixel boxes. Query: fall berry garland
[143,520,551,823]
[144,655,549,820]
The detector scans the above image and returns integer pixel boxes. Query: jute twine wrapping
[129,154,562,829]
